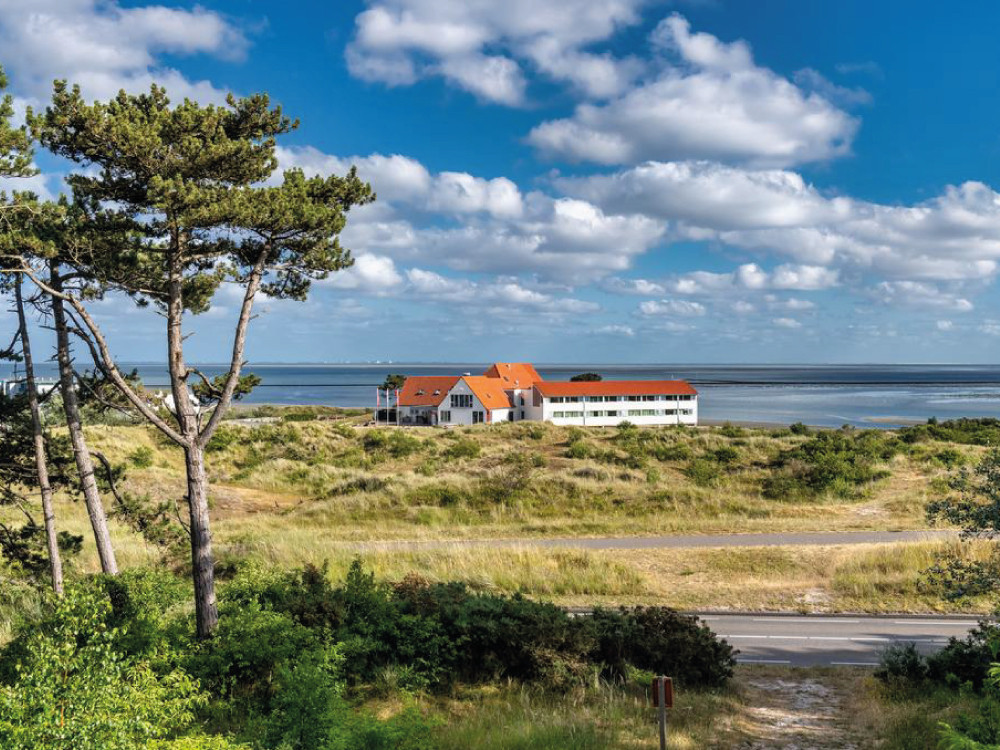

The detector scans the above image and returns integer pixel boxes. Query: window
[439,410,451,423]
[451,394,473,408]
[520,411,524,419]
[473,410,485,424]
[519,394,524,406]
[508,412,514,421]
[627,395,641,402]
[551,396,564,403]
[553,411,583,418]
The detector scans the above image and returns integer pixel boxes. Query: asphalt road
[366,529,957,551]
[698,613,983,667]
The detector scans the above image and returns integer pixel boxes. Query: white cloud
[404,268,598,313]
[872,281,974,312]
[346,0,649,104]
[0,0,245,102]
[561,161,1000,285]
[639,298,706,317]
[660,263,838,295]
[592,324,635,337]
[279,145,664,283]
[528,14,857,167]
[936,320,954,331]
[324,254,404,293]
[278,146,523,218]
[772,317,802,329]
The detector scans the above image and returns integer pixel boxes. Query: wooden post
[657,677,667,750]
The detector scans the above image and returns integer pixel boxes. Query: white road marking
[750,618,861,624]
[892,620,979,627]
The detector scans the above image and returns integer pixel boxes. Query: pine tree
[25,83,373,637]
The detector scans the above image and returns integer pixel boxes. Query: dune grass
[79,418,971,545]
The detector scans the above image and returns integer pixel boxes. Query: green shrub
[128,445,155,468]
[443,437,481,460]
[875,643,929,687]
[363,430,422,459]
[900,418,1000,446]
[763,429,898,499]
[587,607,736,688]
[685,458,721,487]
[0,587,226,750]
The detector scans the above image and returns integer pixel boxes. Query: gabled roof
[534,380,698,398]
[398,376,460,407]
[462,376,514,411]
[483,362,543,390]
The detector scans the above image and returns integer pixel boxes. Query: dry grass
[79,419,973,544]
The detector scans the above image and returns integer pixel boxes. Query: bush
[0,587,230,750]
[685,458,721,487]
[900,418,1000,446]
[587,607,736,688]
[763,429,898,499]
[443,437,481,460]
[875,643,929,687]
[129,445,155,468]
[363,430,422,459]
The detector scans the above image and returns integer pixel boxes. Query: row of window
[550,409,695,419]
[549,394,695,403]
[450,394,473,408]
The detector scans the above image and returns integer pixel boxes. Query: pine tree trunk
[166,248,217,637]
[14,276,63,595]
[184,442,218,637]
[49,264,118,576]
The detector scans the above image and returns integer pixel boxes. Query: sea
[6,362,1000,428]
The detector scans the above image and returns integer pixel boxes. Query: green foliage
[926,450,1000,600]
[901,418,1000,447]
[569,372,602,382]
[193,373,261,407]
[443,437,481,460]
[0,587,220,750]
[763,428,898,499]
[478,453,538,506]
[587,607,736,688]
[685,458,721,487]
[129,445,155,468]
[380,374,407,391]
[363,429,421,459]
[939,663,1000,749]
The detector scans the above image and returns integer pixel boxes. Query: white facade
[531,392,698,427]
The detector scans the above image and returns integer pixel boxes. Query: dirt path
[726,667,869,749]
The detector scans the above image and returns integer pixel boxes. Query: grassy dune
[5,416,988,614]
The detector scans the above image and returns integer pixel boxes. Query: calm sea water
[6,362,1000,428]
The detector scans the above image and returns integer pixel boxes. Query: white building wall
[436,380,493,426]
[539,394,697,427]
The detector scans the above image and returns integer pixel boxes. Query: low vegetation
[0,562,735,748]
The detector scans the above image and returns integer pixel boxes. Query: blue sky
[4,0,1000,363]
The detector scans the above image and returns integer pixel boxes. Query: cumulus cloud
[659,263,838,295]
[560,160,1000,286]
[528,14,857,167]
[405,268,599,313]
[0,0,246,102]
[872,281,974,312]
[638,298,706,317]
[324,254,404,293]
[592,324,636,336]
[278,146,664,283]
[346,0,649,104]
[772,317,802,329]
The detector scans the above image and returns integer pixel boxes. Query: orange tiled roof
[397,376,460,407]
[462,376,514,410]
[483,362,543,389]
[534,380,698,398]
